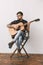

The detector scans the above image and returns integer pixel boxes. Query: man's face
[17,14,23,20]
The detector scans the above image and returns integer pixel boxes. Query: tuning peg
[34,18,40,22]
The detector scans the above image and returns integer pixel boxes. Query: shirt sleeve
[23,20,28,24]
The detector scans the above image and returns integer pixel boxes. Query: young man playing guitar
[7,11,40,52]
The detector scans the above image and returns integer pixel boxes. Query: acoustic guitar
[7,18,40,36]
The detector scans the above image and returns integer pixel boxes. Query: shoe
[8,41,14,48]
[18,49,21,53]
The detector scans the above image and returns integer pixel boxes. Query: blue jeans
[13,30,24,49]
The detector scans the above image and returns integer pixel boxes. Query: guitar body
[8,28,17,35]
[8,22,24,36]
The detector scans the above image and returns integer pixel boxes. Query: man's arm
[26,21,33,31]
[25,18,40,32]
[7,20,17,28]
[7,24,12,28]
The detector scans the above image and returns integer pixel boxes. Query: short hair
[17,11,23,16]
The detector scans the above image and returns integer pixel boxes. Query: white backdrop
[0,0,43,53]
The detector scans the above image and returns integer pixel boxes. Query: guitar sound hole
[17,26,20,30]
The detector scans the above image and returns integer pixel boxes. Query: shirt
[10,19,27,24]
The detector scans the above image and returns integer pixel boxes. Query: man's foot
[8,41,14,48]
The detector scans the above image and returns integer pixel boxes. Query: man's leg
[16,35,23,52]
[8,30,24,48]
[13,30,23,42]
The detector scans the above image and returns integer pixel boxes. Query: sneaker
[8,41,14,48]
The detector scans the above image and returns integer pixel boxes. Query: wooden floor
[0,53,43,65]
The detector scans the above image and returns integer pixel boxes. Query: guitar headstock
[34,18,40,22]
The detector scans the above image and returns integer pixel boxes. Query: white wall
[0,0,43,53]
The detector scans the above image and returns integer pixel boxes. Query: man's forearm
[7,24,13,28]
[26,20,36,31]
[25,22,30,31]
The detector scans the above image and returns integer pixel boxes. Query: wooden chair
[10,30,29,58]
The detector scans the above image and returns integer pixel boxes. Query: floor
[0,53,43,65]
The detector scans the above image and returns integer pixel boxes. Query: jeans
[13,30,24,49]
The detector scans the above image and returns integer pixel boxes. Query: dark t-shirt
[10,19,27,24]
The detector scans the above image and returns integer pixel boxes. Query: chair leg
[10,48,22,58]
[10,37,29,58]
[20,38,28,51]
[18,52,22,57]
[10,48,17,58]
[22,47,29,57]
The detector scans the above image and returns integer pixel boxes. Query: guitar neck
[24,18,40,26]
[24,20,35,26]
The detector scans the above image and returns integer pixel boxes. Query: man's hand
[7,24,11,28]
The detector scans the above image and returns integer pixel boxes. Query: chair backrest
[24,30,29,40]
[22,30,29,45]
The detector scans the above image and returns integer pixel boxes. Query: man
[7,11,32,52]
